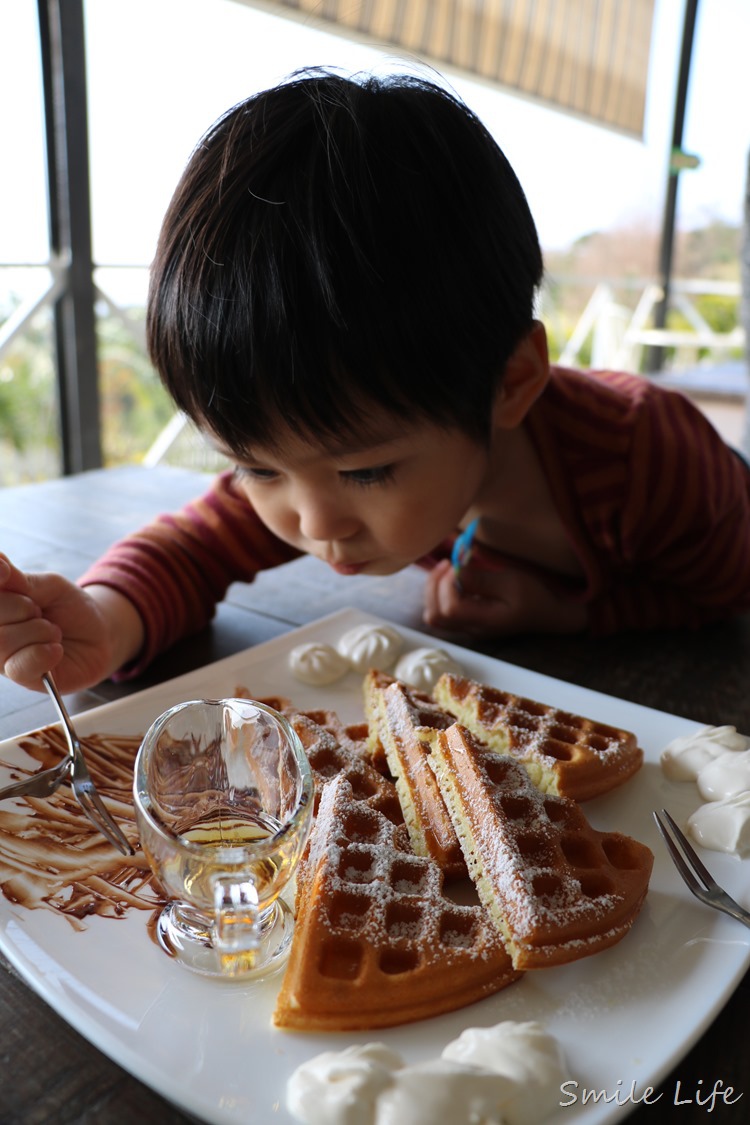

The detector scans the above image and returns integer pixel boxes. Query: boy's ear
[492,321,550,430]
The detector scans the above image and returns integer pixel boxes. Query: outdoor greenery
[0,306,59,483]
[543,218,744,370]
[96,309,174,465]
[0,296,174,485]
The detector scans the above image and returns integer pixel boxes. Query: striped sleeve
[78,470,300,676]
[574,376,750,634]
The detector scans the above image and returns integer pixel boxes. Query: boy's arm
[586,491,750,633]
[584,400,750,634]
[425,484,750,637]
[78,470,301,678]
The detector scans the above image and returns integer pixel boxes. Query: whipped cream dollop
[442,1021,568,1125]
[688,792,750,856]
[288,642,350,686]
[374,1060,513,1125]
[696,749,750,802]
[337,624,403,673]
[660,724,750,855]
[286,1021,566,1125]
[660,725,750,782]
[286,1044,402,1125]
[392,647,463,693]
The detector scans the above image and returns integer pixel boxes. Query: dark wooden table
[2,465,750,1123]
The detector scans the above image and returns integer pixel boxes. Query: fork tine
[42,672,134,856]
[653,811,705,896]
[70,753,134,854]
[86,786,133,854]
[658,808,720,890]
[77,785,134,854]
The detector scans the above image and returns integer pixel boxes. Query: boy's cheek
[239,490,292,534]
[249,503,302,547]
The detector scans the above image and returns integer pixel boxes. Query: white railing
[0,261,148,363]
[542,275,745,374]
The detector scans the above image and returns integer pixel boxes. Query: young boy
[2,69,750,695]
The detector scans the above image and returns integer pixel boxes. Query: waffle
[429,723,653,970]
[290,708,374,769]
[272,773,521,1030]
[363,671,466,877]
[434,673,643,801]
[286,709,402,827]
[247,689,380,774]
[233,687,292,712]
[362,670,398,774]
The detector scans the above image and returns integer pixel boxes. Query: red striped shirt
[527,367,750,633]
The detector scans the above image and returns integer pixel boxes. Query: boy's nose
[297,499,358,543]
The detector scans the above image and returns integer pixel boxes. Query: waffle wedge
[286,709,402,826]
[241,689,373,765]
[273,773,521,1030]
[295,708,372,764]
[364,670,465,877]
[434,673,643,801]
[430,723,653,970]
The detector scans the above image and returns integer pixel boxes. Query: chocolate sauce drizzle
[0,685,292,931]
[0,727,166,928]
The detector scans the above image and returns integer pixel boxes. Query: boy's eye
[235,465,278,482]
[341,464,396,487]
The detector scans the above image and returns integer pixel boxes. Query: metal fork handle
[42,673,83,759]
[42,673,135,856]
[709,894,750,929]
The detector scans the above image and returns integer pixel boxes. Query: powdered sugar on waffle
[430,725,653,969]
[306,777,484,953]
[435,673,643,801]
[273,773,520,1031]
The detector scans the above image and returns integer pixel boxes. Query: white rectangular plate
[1,608,748,1124]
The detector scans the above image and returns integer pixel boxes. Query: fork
[653,808,750,929]
[0,752,72,801]
[42,673,134,856]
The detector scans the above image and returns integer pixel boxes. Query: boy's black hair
[147,68,543,454]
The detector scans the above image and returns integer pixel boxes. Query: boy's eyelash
[342,464,396,487]
[234,464,397,486]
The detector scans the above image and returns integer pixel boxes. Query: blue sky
[3,0,749,274]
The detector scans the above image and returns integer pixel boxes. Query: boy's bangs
[192,347,446,459]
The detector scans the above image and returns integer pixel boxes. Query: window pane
[0,0,58,484]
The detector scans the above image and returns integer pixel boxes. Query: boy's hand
[0,554,135,692]
[423,558,587,637]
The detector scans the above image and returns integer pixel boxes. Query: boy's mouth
[329,560,369,576]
